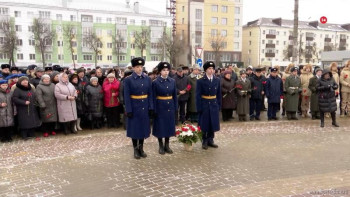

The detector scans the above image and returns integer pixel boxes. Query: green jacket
[284,75,301,112]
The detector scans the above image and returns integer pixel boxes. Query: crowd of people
[0,59,349,159]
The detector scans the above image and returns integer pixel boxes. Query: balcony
[340,38,347,43]
[324,46,332,51]
[324,38,332,42]
[305,54,312,58]
[305,46,313,50]
[45,46,53,52]
[306,37,314,41]
[265,53,275,58]
[289,35,294,40]
[339,46,346,51]
[266,34,276,39]
[266,44,275,48]
[82,47,93,53]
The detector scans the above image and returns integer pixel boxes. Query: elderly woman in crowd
[0,79,14,142]
[54,73,78,135]
[102,73,120,128]
[36,74,58,137]
[70,73,84,131]
[85,77,104,129]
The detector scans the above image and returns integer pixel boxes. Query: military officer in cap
[45,66,53,75]
[196,61,221,150]
[152,62,177,155]
[284,66,302,120]
[1,64,11,78]
[10,67,19,74]
[265,68,283,120]
[124,57,154,159]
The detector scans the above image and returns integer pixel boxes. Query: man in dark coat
[196,61,221,150]
[174,67,190,124]
[265,68,283,120]
[284,66,302,120]
[308,68,322,120]
[1,64,11,78]
[317,70,339,128]
[221,71,236,121]
[124,57,154,159]
[249,68,264,120]
[30,67,44,87]
[187,65,201,122]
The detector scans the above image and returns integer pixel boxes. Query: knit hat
[107,73,115,78]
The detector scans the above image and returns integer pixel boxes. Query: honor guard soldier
[285,66,302,120]
[1,64,11,78]
[152,62,177,155]
[124,57,154,159]
[196,61,221,150]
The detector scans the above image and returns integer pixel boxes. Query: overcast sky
[145,0,350,25]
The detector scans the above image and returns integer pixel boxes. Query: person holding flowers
[152,62,177,155]
[196,61,221,150]
[12,76,41,140]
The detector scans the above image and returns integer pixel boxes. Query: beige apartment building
[242,18,350,69]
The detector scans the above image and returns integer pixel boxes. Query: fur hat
[131,57,145,67]
[157,62,171,72]
[1,64,10,69]
[291,66,299,72]
[203,61,215,71]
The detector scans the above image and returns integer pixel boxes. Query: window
[97,42,102,48]
[117,42,127,48]
[44,38,52,46]
[221,6,228,13]
[182,18,184,24]
[249,41,252,45]
[56,14,62,21]
[97,55,102,61]
[263,30,265,34]
[195,9,202,19]
[129,31,135,38]
[96,29,102,36]
[234,19,240,26]
[17,53,23,60]
[142,20,146,26]
[221,18,227,25]
[116,29,127,37]
[15,25,22,32]
[29,54,35,60]
[83,55,92,60]
[262,40,265,44]
[268,29,276,35]
[73,55,77,60]
[262,49,265,53]
[195,21,202,31]
[0,7,9,15]
[57,41,63,46]
[151,56,159,61]
[108,55,113,61]
[58,54,64,60]
[70,15,76,21]
[56,26,62,33]
[0,53,8,59]
[130,19,135,25]
[45,53,52,60]
[96,17,102,23]
[211,5,218,12]
[284,41,287,45]
[249,31,252,36]
[71,41,77,47]
[234,30,239,38]
[211,17,218,24]
[16,39,23,46]
[117,56,125,61]
[182,6,185,12]
[234,42,239,49]
[235,7,240,14]
[106,18,112,23]
[211,29,218,37]
[116,17,127,25]
[83,27,92,35]
[284,31,287,36]
[130,43,135,49]
[276,41,279,45]
[107,43,113,48]
[14,11,21,17]
[27,11,34,18]
[39,11,50,19]
[221,42,227,49]
[221,30,227,37]
[107,30,112,37]
[29,39,35,46]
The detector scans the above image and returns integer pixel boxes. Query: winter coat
[317,70,338,113]
[174,74,190,101]
[152,76,177,138]
[340,67,350,93]
[30,77,41,87]
[284,75,302,112]
[300,70,313,96]
[0,88,14,127]
[265,76,283,104]
[12,82,41,129]
[282,70,291,92]
[220,77,236,109]
[249,74,265,100]
[85,84,104,119]
[330,63,340,94]
[72,82,85,116]
[35,79,58,123]
[54,74,78,122]
[236,77,251,115]
[188,73,201,113]
[102,78,120,108]
[308,76,320,112]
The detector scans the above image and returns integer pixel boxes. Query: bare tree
[112,34,125,67]
[207,35,227,66]
[63,23,77,69]
[134,28,150,58]
[157,32,184,66]
[32,18,56,67]
[0,19,18,66]
[83,33,102,67]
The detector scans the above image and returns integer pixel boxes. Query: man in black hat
[181,65,190,76]
[174,67,190,124]
[52,65,61,72]
[249,67,265,120]
[30,67,44,87]
[10,67,19,74]
[284,66,302,120]
[44,66,53,75]
[124,57,154,159]
[196,61,221,150]
[1,64,11,78]
[265,68,283,120]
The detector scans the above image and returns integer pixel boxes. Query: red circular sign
[320,16,327,24]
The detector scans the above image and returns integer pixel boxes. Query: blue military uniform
[124,72,153,139]
[152,76,177,138]
[196,72,221,146]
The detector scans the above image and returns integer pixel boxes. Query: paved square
[1,117,350,197]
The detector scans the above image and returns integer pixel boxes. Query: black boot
[158,138,165,155]
[164,138,173,154]
[291,113,298,120]
[63,123,69,135]
[320,121,324,128]
[132,139,140,159]
[139,139,147,158]
[70,121,78,134]
[282,108,286,116]
[331,112,339,127]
